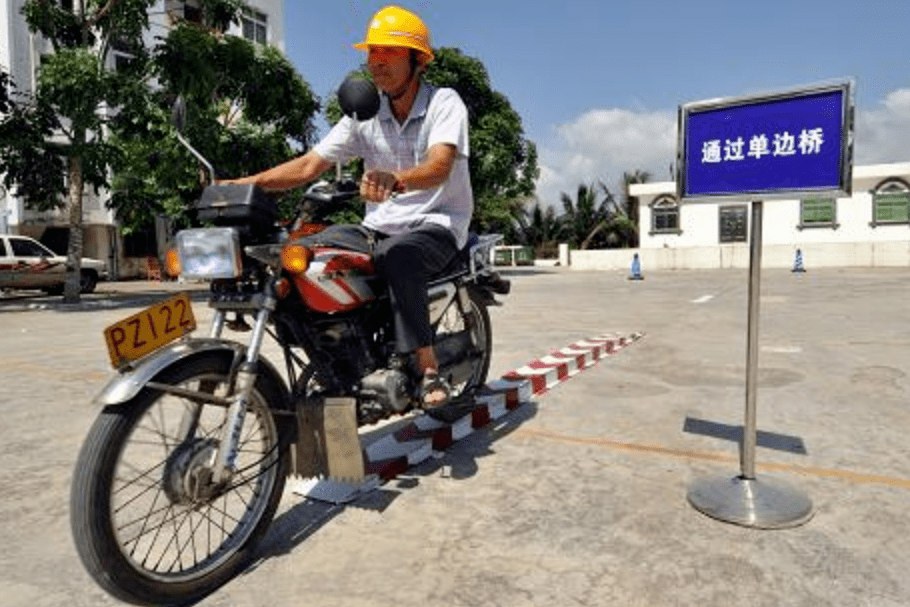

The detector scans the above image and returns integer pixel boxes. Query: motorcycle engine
[306,307,412,424]
[360,368,410,413]
[312,318,372,384]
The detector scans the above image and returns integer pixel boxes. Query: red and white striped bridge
[291,332,643,502]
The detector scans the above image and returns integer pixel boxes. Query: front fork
[180,284,277,485]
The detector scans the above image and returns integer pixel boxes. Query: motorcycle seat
[427,233,479,287]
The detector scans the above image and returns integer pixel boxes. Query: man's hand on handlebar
[360,170,405,202]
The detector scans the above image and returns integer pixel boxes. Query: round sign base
[687,474,813,529]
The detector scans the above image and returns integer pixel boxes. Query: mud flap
[289,397,378,504]
[290,400,323,479]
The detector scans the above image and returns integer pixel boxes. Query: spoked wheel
[432,287,492,399]
[70,353,291,606]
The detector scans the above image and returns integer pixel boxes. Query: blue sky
[285,1,910,207]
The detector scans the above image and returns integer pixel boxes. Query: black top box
[197,184,278,232]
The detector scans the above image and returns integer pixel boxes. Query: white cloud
[854,89,910,164]
[535,89,910,210]
[536,107,676,209]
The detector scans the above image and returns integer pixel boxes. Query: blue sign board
[678,83,853,199]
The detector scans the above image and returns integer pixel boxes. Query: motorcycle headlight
[176,228,242,280]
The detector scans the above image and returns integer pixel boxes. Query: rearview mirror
[337,76,380,121]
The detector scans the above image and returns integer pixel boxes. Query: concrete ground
[0,266,908,606]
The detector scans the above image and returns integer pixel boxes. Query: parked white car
[0,234,108,294]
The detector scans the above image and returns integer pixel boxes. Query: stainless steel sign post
[678,81,854,528]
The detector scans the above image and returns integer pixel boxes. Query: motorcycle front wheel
[70,353,291,606]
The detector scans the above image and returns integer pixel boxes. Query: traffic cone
[629,253,644,280]
[792,249,806,273]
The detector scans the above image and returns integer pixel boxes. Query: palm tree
[509,200,564,258]
[560,183,598,249]
[560,181,637,249]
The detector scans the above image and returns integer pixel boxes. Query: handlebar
[303,178,359,205]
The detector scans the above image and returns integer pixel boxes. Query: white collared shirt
[314,81,473,249]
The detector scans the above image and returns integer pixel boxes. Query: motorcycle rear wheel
[70,353,290,606]
[434,287,493,397]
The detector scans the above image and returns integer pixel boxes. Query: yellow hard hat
[353,6,434,62]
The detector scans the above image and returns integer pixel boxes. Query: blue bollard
[792,249,806,273]
[629,253,644,280]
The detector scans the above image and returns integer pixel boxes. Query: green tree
[0,0,165,302]
[560,183,602,249]
[0,0,247,301]
[0,70,67,212]
[560,181,639,250]
[426,48,538,234]
[109,20,320,232]
[509,201,565,258]
[0,1,313,301]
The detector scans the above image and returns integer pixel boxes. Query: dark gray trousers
[303,223,459,353]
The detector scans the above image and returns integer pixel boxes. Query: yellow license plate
[104,293,196,368]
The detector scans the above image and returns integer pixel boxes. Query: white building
[569,160,910,271]
[0,0,285,277]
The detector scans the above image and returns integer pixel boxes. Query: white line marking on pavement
[691,294,715,304]
[761,345,803,354]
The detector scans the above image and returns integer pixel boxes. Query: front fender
[93,338,288,406]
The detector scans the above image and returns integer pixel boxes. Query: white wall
[256,0,285,53]
[0,0,10,76]
[2,0,30,93]
[2,0,28,231]
[570,241,910,272]
[582,161,910,271]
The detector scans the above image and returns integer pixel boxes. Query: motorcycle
[70,77,510,606]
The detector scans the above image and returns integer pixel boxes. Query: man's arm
[360,143,457,202]
[222,149,334,193]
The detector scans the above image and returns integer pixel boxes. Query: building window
[183,4,203,23]
[719,205,748,243]
[871,178,910,227]
[799,197,838,230]
[165,0,203,26]
[111,36,137,72]
[649,195,681,235]
[241,8,268,45]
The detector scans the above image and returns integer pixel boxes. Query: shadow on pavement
[250,402,539,567]
[682,416,809,455]
[0,285,210,313]
[494,267,561,277]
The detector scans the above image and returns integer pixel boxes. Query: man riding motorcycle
[225,5,471,409]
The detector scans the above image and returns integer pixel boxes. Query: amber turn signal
[165,248,181,277]
[281,244,311,274]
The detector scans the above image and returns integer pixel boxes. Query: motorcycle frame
[205,267,494,481]
[93,231,504,485]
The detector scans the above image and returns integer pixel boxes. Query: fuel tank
[289,247,377,313]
